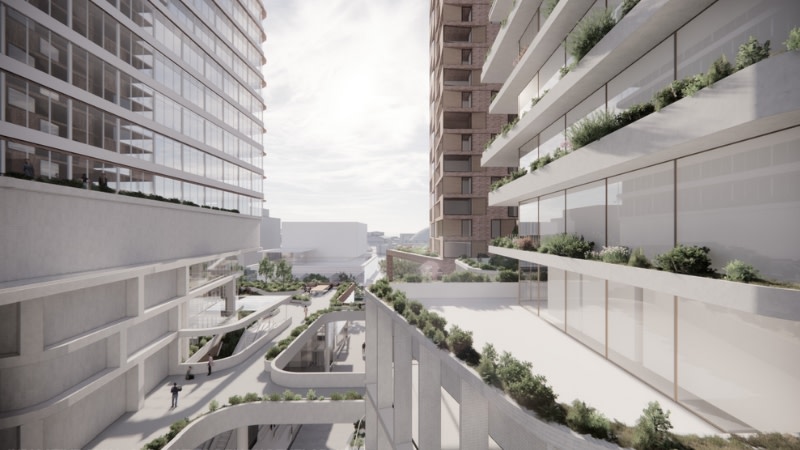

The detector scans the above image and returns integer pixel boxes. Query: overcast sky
[261,0,430,237]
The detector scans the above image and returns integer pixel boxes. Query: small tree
[736,36,770,70]
[633,401,673,450]
[478,343,500,387]
[258,257,276,283]
[446,325,473,356]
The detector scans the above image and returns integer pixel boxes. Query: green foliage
[330,392,343,401]
[500,117,519,137]
[496,352,532,387]
[736,432,800,450]
[393,297,407,314]
[243,392,260,403]
[785,27,800,51]
[369,279,393,298]
[302,273,329,283]
[681,74,708,97]
[228,395,243,405]
[723,260,760,282]
[496,269,519,282]
[142,435,168,450]
[423,324,447,348]
[510,374,565,422]
[427,312,447,331]
[569,110,619,149]
[491,235,515,248]
[599,246,631,264]
[539,233,594,258]
[208,399,219,412]
[614,102,655,126]
[654,245,713,275]
[268,392,282,401]
[306,389,318,400]
[530,152,554,171]
[478,343,500,387]
[633,401,673,450]
[446,325,473,356]
[344,391,363,400]
[442,271,490,282]
[736,36,770,70]
[542,0,559,18]
[490,167,528,191]
[379,258,422,279]
[407,300,423,315]
[628,248,651,268]
[283,389,300,401]
[653,79,688,111]
[404,310,419,326]
[401,274,423,282]
[490,254,518,270]
[619,0,640,18]
[568,8,616,62]
[567,400,613,440]
[704,55,734,85]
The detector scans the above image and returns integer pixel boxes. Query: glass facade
[1,0,266,215]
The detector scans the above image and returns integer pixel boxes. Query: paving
[85,290,720,450]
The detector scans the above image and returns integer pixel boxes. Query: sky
[261,0,431,237]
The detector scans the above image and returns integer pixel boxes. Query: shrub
[513,235,536,251]
[496,352,532,387]
[458,346,481,366]
[265,346,281,360]
[599,246,631,264]
[393,297,407,315]
[614,102,655,127]
[567,400,613,440]
[268,392,282,401]
[654,245,713,276]
[167,418,190,441]
[306,389,317,400]
[653,79,688,110]
[568,8,616,62]
[736,36,770,70]
[228,395,243,405]
[568,110,619,149]
[539,233,594,259]
[507,374,564,423]
[723,259,760,282]
[283,389,299,401]
[369,279,392,298]
[290,324,307,337]
[633,401,673,450]
[681,74,708,97]
[628,248,651,268]
[530,152,554,171]
[542,0,559,18]
[402,274,423,283]
[496,270,519,282]
[143,435,168,450]
[785,27,800,51]
[404,310,419,326]
[619,0,640,18]
[330,392,343,401]
[446,325,473,356]
[208,399,219,412]
[704,54,734,85]
[492,235,515,248]
[442,271,489,282]
[408,300,424,315]
[344,391,362,400]
[423,324,447,348]
[243,392,260,403]
[427,312,447,331]
[478,343,500,387]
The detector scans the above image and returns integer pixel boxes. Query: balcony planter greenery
[786,27,800,51]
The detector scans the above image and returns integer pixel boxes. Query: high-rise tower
[428,0,517,263]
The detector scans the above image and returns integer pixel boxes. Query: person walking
[170,382,182,408]
[207,356,213,375]
[22,158,34,178]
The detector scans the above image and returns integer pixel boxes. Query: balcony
[481,0,540,84]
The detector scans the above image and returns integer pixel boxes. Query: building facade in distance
[0,0,267,447]
[481,0,800,432]
[428,0,518,262]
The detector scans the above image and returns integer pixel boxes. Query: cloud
[262,0,430,236]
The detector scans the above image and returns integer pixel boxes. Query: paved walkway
[84,292,364,450]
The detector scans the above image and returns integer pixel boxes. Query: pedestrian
[185,366,194,380]
[22,158,34,178]
[303,305,308,318]
[207,356,213,375]
[170,382,182,408]
[362,342,366,357]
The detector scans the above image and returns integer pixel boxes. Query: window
[461,6,472,22]
[491,219,502,238]
[508,206,519,217]
[444,69,471,86]
[443,112,472,129]
[461,219,472,236]
[444,26,471,43]
[461,177,472,194]
[444,155,471,172]
[461,134,472,152]
[461,92,472,108]
[444,199,471,215]
[461,49,472,64]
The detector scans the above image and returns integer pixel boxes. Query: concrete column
[177,267,188,297]
[126,277,141,318]
[20,418,44,450]
[460,380,489,450]
[365,299,378,384]
[386,255,393,281]
[224,278,236,313]
[236,426,248,450]
[125,364,144,411]
[19,299,43,356]
[365,395,378,450]
[393,322,412,448]
[376,309,393,410]
[418,345,442,450]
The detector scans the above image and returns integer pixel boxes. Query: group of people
[173,357,214,408]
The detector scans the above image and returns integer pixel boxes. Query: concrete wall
[42,282,127,346]
[0,178,260,283]
[144,270,179,309]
